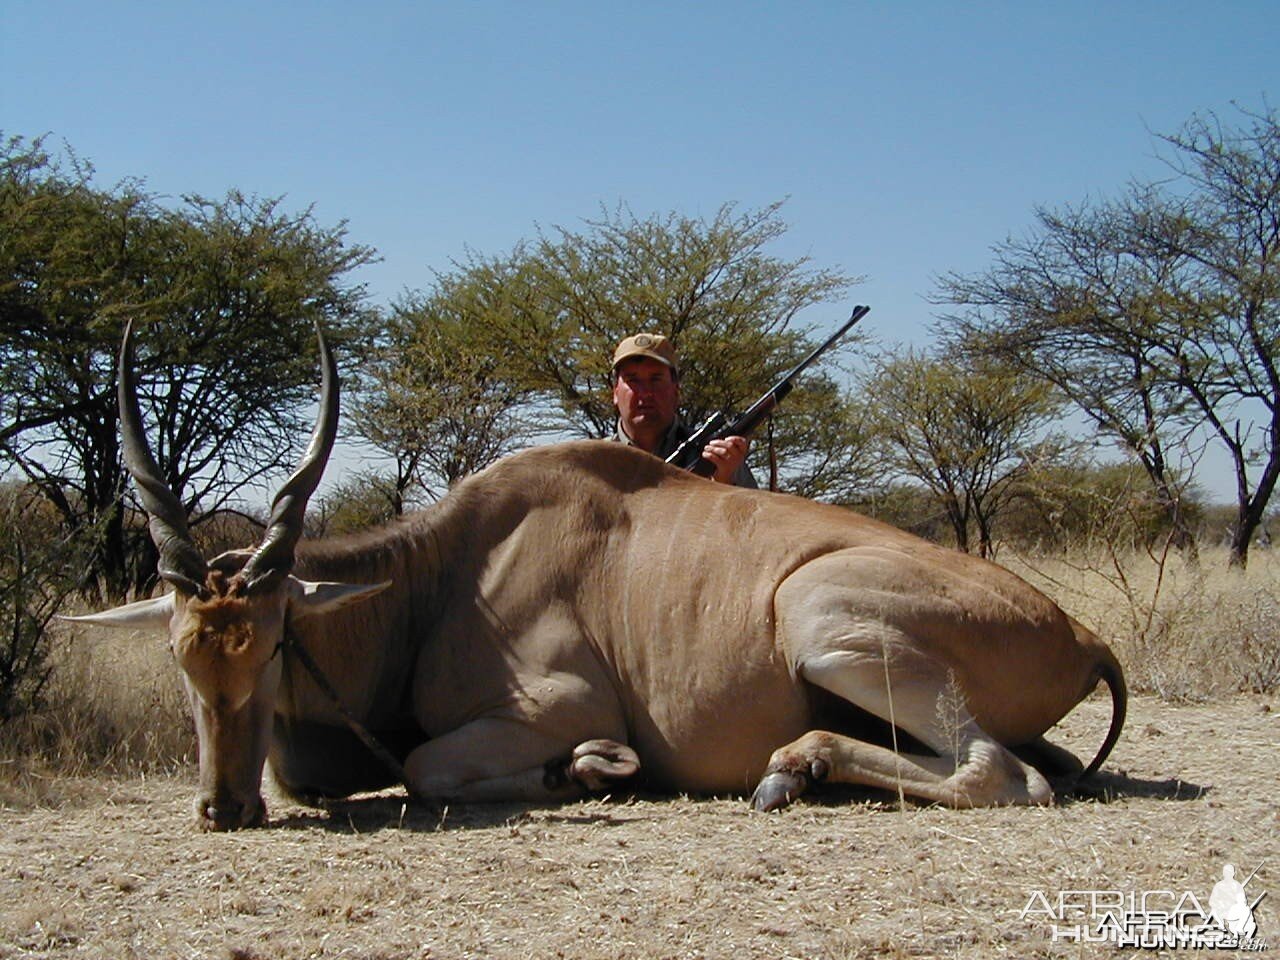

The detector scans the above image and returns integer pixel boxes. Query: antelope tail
[1081,649,1127,781]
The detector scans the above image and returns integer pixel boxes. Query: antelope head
[69,323,388,830]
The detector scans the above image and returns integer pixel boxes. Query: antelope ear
[60,594,177,629]
[289,580,391,618]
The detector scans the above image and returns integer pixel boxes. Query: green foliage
[854,461,1211,555]
[851,483,953,543]
[864,346,1067,556]
[0,133,379,598]
[514,202,856,438]
[307,472,404,537]
[935,102,1280,566]
[1001,460,1207,552]
[350,287,541,500]
[358,202,876,497]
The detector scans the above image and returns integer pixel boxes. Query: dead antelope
[72,324,1125,830]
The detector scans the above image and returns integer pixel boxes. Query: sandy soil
[1,694,1276,960]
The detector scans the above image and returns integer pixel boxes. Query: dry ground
[1,694,1275,960]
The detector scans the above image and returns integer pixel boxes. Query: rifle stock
[666,304,869,476]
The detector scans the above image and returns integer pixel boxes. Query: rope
[280,625,421,801]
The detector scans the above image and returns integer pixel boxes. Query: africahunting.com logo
[1021,862,1268,950]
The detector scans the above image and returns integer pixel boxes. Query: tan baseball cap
[611,333,678,374]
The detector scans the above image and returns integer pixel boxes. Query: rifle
[666,305,870,477]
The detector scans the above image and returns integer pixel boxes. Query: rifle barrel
[666,304,870,474]
[780,304,870,383]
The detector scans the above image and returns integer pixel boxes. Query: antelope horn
[118,320,210,597]
[237,325,339,594]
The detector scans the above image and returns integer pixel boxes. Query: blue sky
[4,1,1276,499]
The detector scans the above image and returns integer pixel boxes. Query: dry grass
[1005,544,1280,701]
[0,547,1277,957]
[0,622,192,807]
[0,697,1275,959]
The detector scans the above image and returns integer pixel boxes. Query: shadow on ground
[268,764,1207,834]
[272,790,662,834]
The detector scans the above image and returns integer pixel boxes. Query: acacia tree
[935,197,1203,558]
[0,135,378,598]
[361,202,879,500]
[1143,106,1280,567]
[865,348,1066,557]
[935,104,1280,567]
[349,284,540,503]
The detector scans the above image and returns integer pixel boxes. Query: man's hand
[701,435,750,485]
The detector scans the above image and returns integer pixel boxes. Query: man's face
[612,357,679,436]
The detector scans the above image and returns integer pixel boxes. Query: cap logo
[634,335,654,347]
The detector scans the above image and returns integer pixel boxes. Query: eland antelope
[72,324,1126,830]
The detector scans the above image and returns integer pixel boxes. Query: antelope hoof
[751,770,811,812]
[196,794,267,831]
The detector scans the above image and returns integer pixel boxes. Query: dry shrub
[1006,544,1280,702]
[0,616,192,805]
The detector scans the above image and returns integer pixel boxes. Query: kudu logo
[1020,861,1268,950]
